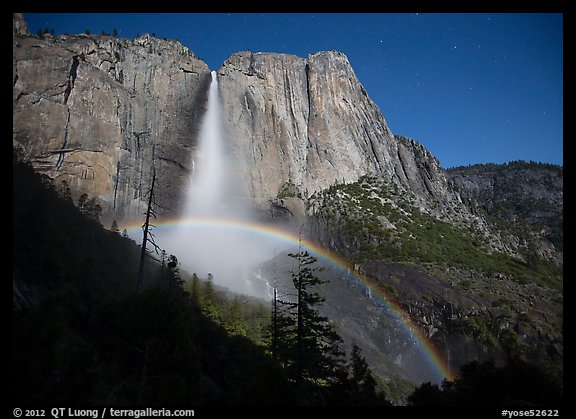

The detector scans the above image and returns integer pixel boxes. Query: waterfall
[183,71,227,217]
[158,71,276,299]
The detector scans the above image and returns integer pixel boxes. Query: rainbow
[124,216,455,382]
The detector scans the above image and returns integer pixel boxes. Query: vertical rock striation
[217,51,467,221]
[13,17,211,224]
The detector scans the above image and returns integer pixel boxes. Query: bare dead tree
[135,168,162,292]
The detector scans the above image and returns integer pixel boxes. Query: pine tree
[270,287,279,359]
[290,251,343,386]
[200,273,221,322]
[78,193,89,214]
[269,285,296,364]
[166,255,183,294]
[204,273,214,302]
[159,249,168,288]
[191,273,200,301]
[110,220,120,234]
[346,344,388,405]
[86,198,102,222]
[58,180,73,203]
[270,251,344,395]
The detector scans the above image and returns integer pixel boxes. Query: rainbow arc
[125,216,455,382]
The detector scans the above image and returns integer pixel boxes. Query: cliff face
[13,19,469,227]
[13,14,562,389]
[217,51,467,220]
[448,162,563,264]
[13,18,211,223]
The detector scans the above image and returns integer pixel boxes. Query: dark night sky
[23,13,563,169]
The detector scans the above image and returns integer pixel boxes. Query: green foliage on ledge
[308,176,562,291]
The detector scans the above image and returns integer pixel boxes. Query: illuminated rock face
[14,8,467,226]
[13,18,211,224]
[12,14,563,389]
[217,50,468,221]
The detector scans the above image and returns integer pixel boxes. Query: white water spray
[157,71,280,299]
[128,72,447,384]
[183,71,227,217]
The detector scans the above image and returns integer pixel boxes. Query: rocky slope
[304,174,562,383]
[448,161,563,265]
[13,13,211,224]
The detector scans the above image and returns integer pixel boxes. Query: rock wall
[13,14,211,224]
[13,15,480,230]
[217,51,467,220]
[448,162,563,264]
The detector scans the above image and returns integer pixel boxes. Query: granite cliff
[217,51,469,222]
[13,15,473,229]
[13,13,562,389]
[448,161,563,265]
[13,13,211,223]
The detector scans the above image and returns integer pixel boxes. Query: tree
[407,381,447,406]
[166,255,183,294]
[78,193,89,214]
[200,273,221,322]
[408,359,563,406]
[85,28,91,35]
[267,250,366,404]
[268,285,296,363]
[346,345,388,405]
[190,273,200,301]
[203,273,214,302]
[113,28,118,37]
[58,180,73,203]
[110,220,120,234]
[135,169,160,291]
[154,253,183,295]
[223,297,248,337]
[267,250,344,401]
[290,251,343,387]
[86,198,102,223]
[270,287,280,359]
[122,229,128,238]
